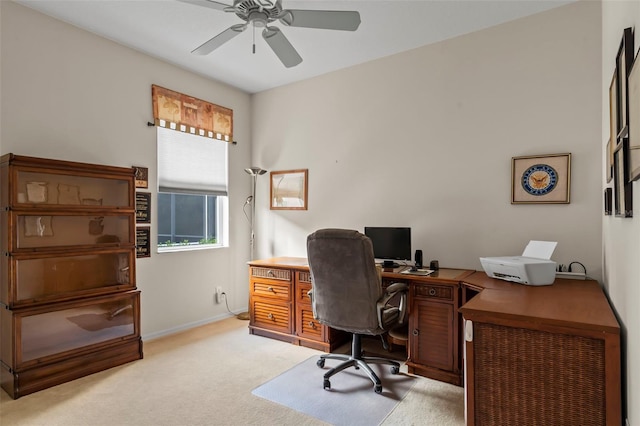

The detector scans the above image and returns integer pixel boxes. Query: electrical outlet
[215,286,223,304]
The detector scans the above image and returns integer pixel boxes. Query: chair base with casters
[316,333,400,394]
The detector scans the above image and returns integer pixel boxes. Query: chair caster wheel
[323,379,331,390]
[391,366,399,374]
[317,359,325,368]
[374,385,383,394]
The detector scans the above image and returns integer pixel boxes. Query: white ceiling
[15,0,574,94]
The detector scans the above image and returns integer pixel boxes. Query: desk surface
[248,257,474,283]
[461,271,620,334]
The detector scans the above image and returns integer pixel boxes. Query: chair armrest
[376,282,408,328]
[385,282,408,294]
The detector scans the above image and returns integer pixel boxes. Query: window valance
[151,84,233,142]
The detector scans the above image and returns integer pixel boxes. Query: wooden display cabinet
[0,154,143,399]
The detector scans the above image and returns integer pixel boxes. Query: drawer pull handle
[413,329,419,336]
[428,288,436,296]
[267,313,275,320]
[308,321,316,329]
[267,286,274,292]
[267,269,275,277]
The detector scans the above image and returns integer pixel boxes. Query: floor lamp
[237,167,267,320]
[244,167,267,261]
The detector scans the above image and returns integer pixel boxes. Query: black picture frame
[628,46,640,181]
[136,226,151,258]
[615,27,634,140]
[136,192,151,224]
[614,138,633,217]
[604,187,613,215]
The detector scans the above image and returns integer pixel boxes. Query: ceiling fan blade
[280,10,361,31]
[176,0,231,12]
[262,27,302,68]
[192,24,245,55]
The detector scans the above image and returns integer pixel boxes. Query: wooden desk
[460,271,621,426]
[247,257,473,385]
[248,259,621,423]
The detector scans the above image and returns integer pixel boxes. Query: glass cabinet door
[15,170,131,207]
[15,214,133,249]
[18,292,139,365]
[13,251,133,305]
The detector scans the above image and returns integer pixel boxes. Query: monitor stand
[382,260,399,268]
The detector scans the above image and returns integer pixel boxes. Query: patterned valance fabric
[152,84,233,142]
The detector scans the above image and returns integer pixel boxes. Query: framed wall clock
[511,153,571,204]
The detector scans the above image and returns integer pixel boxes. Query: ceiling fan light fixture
[251,17,267,28]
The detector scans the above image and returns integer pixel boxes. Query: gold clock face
[521,164,558,196]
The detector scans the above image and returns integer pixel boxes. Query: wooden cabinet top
[460,271,620,334]
[248,257,310,270]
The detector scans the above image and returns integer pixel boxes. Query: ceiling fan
[178,0,361,68]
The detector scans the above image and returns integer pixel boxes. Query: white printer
[480,240,557,286]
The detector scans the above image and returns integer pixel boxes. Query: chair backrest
[307,228,383,334]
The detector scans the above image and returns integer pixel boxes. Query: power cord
[221,292,250,320]
[556,261,587,273]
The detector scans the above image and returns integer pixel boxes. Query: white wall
[602,2,640,424]
[252,2,602,279]
[0,2,253,338]
[5,1,635,421]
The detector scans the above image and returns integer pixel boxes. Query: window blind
[157,126,228,196]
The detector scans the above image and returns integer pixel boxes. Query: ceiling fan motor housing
[234,0,282,23]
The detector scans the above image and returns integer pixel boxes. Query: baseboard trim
[142,309,247,341]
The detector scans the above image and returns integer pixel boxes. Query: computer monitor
[364,227,411,268]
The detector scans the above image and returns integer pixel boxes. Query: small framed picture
[610,72,618,150]
[604,188,613,216]
[627,48,640,181]
[136,192,151,224]
[511,153,571,204]
[136,226,151,258]
[270,169,308,210]
[133,166,148,189]
[606,139,613,183]
[614,139,633,217]
[615,27,634,139]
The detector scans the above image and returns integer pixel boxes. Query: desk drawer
[296,282,313,304]
[414,284,453,301]
[251,267,291,281]
[296,305,323,341]
[297,271,311,284]
[251,300,292,334]
[251,280,291,300]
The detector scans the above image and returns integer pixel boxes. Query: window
[157,126,228,251]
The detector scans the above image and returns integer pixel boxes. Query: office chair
[307,228,409,394]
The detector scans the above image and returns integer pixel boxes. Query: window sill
[157,244,226,254]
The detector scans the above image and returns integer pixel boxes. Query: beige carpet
[0,317,464,426]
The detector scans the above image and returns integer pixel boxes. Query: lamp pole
[244,167,267,260]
